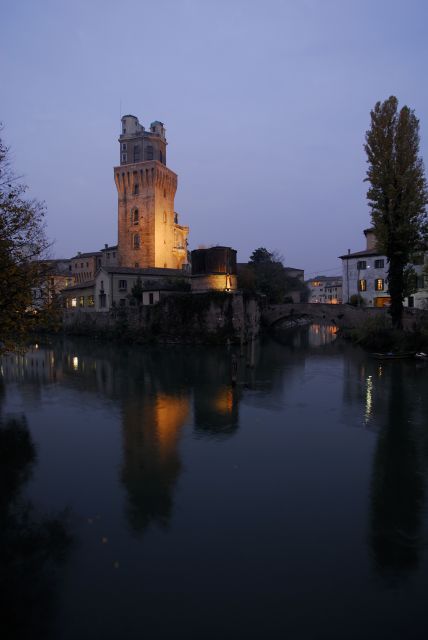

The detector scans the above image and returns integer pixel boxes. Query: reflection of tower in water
[193,384,239,439]
[120,392,190,534]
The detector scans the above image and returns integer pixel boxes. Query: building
[61,115,240,311]
[115,115,189,270]
[340,228,428,308]
[100,244,119,268]
[31,259,74,310]
[306,276,343,304]
[70,251,102,284]
[63,281,95,311]
[191,247,237,292]
[94,266,189,311]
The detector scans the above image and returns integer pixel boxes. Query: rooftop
[71,251,102,260]
[61,280,95,292]
[100,266,186,277]
[338,249,383,260]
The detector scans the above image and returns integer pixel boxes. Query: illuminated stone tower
[115,115,189,269]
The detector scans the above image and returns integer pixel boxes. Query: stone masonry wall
[63,292,260,344]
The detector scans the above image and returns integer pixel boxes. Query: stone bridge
[261,303,426,330]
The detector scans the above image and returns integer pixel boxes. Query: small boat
[415,352,428,360]
[370,351,416,360]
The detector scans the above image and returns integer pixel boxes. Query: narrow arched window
[132,209,139,225]
[133,233,140,249]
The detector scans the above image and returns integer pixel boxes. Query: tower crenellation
[115,114,188,270]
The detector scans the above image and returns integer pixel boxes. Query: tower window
[159,150,163,163]
[163,211,167,223]
[122,143,127,151]
[132,209,139,225]
[122,153,127,163]
[133,233,140,249]
[133,183,139,195]
[145,146,154,161]
[133,145,140,162]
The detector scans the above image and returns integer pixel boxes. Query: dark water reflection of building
[340,352,428,579]
[1,339,243,535]
[369,362,427,581]
[274,322,339,349]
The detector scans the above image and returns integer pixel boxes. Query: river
[1,326,428,639]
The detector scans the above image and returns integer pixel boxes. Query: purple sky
[2,0,428,277]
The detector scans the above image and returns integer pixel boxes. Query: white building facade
[340,229,428,308]
[306,276,342,304]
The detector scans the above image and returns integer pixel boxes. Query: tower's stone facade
[115,115,189,270]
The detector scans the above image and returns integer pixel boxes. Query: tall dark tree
[242,247,307,304]
[365,96,428,328]
[0,128,49,352]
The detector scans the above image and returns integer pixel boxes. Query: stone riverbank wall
[63,292,260,344]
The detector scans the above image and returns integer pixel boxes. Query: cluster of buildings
[35,115,238,312]
[35,113,427,313]
[305,228,428,309]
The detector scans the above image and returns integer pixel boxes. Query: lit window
[71,298,77,307]
[374,259,384,269]
[375,279,384,291]
[87,295,95,307]
[79,296,84,307]
[358,279,367,292]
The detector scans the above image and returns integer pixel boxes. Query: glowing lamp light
[72,356,79,371]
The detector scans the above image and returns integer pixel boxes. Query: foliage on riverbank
[344,316,428,352]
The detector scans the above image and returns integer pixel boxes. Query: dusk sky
[2,0,428,277]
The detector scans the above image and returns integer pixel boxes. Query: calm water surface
[1,326,428,639]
